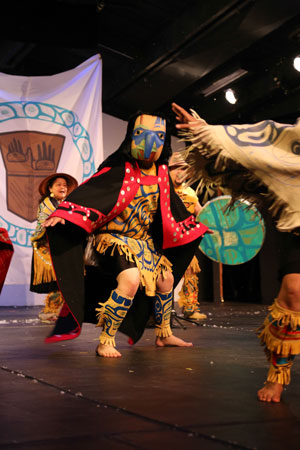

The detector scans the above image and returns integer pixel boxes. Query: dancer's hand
[172,102,207,130]
[42,217,65,227]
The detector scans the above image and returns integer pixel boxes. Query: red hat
[38,173,78,196]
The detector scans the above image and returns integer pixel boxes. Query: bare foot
[257,381,284,403]
[96,344,122,358]
[155,335,193,347]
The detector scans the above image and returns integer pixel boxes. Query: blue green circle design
[197,196,265,265]
[0,101,96,247]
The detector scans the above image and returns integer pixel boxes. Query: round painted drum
[197,195,265,265]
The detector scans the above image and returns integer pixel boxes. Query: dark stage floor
[0,302,300,450]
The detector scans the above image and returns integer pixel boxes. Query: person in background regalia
[30,173,78,323]
[168,152,207,321]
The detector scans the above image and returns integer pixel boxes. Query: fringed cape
[181,112,300,232]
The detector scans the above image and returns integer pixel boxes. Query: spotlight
[225,88,237,104]
[293,56,300,72]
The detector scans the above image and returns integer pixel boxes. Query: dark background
[1,0,299,125]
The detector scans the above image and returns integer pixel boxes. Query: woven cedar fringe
[177,255,200,309]
[258,299,300,358]
[155,324,172,338]
[99,334,117,347]
[188,255,201,273]
[95,234,172,297]
[32,243,56,286]
[267,361,293,385]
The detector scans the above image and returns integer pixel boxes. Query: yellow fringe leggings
[96,288,174,346]
[178,255,200,315]
[154,289,173,338]
[259,299,300,385]
[96,289,134,347]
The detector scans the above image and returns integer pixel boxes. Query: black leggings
[96,251,137,278]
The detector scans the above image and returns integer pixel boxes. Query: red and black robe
[45,159,208,344]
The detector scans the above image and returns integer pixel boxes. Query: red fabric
[50,162,208,246]
[45,328,81,344]
[0,228,14,293]
[158,165,208,248]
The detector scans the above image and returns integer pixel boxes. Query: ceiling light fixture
[293,56,300,72]
[225,88,237,104]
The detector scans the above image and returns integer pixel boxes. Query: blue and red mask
[131,114,166,162]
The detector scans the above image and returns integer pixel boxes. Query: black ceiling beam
[102,0,300,120]
[169,13,300,125]
[102,0,255,103]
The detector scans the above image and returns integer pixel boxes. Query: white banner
[0,54,103,305]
